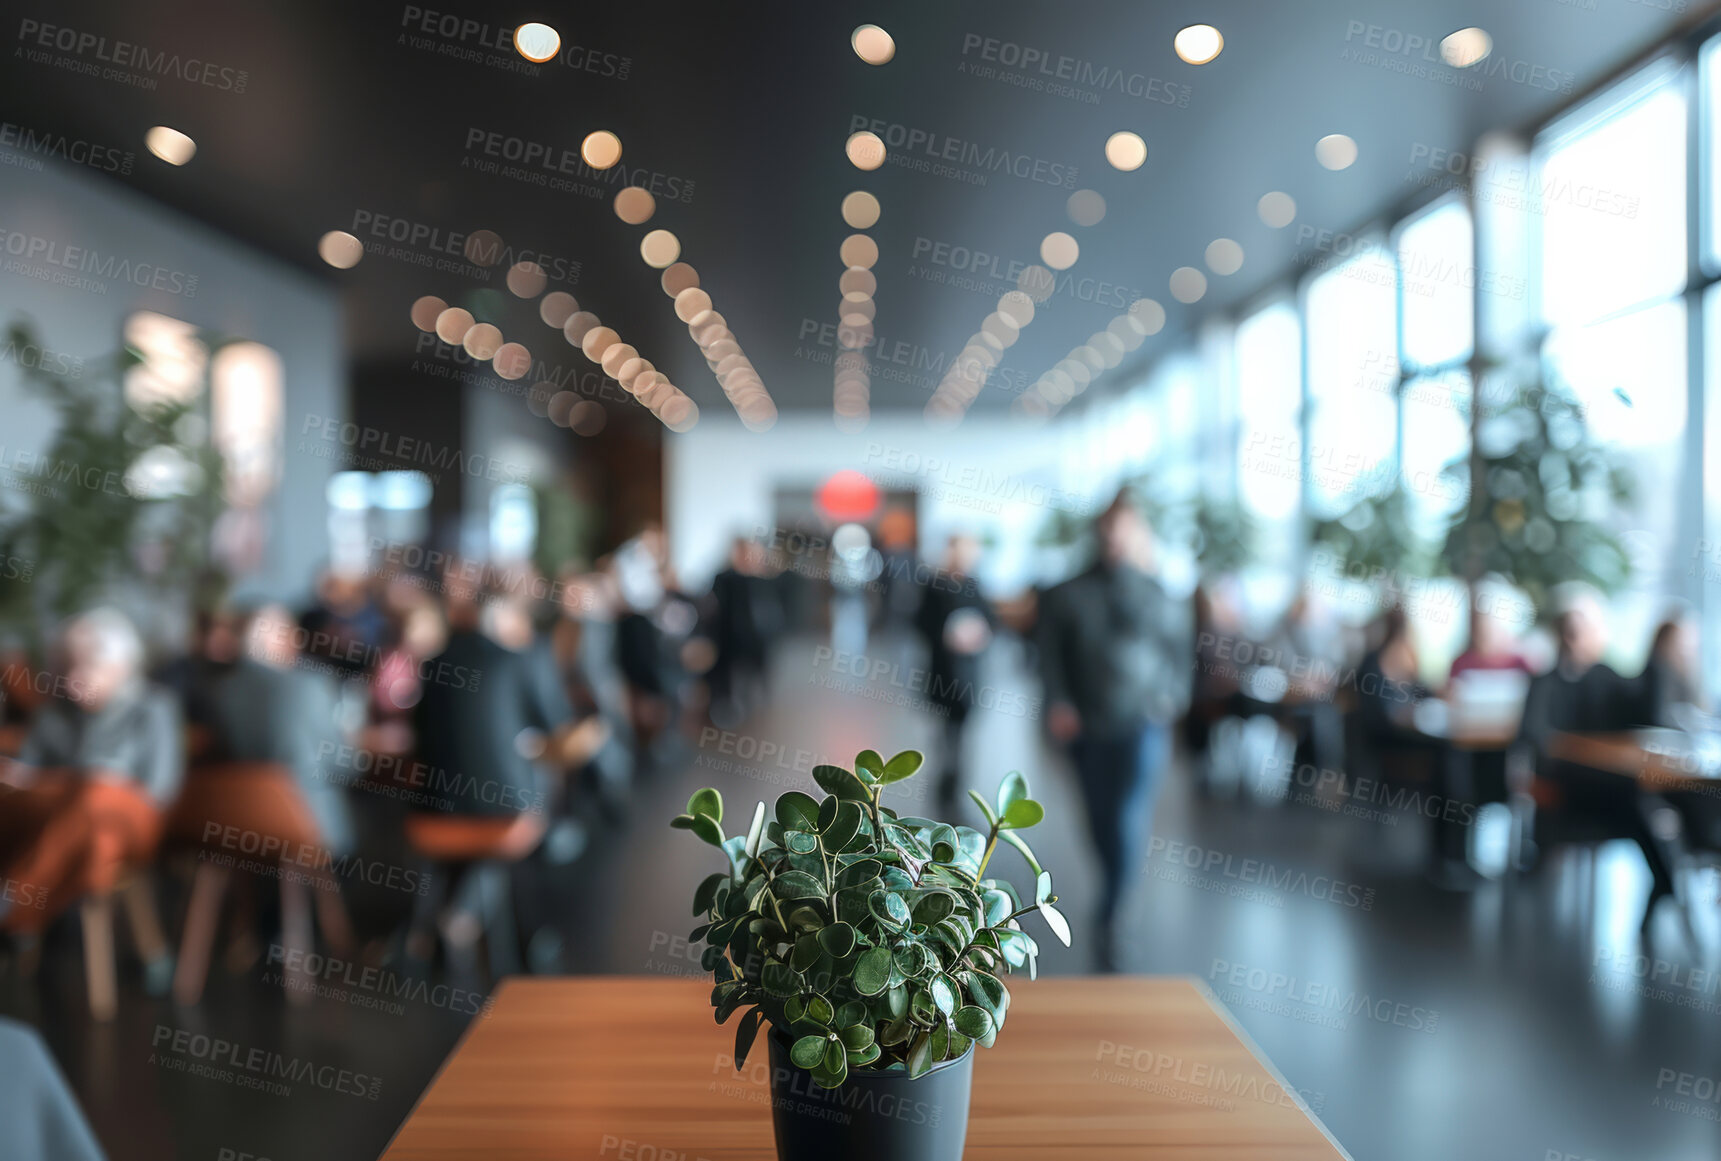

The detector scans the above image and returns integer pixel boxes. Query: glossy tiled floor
[4,631,1719,1160]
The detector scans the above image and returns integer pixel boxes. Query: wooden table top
[1549,729,1721,791]
[379,976,1349,1160]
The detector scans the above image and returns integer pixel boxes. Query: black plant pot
[765,1031,973,1161]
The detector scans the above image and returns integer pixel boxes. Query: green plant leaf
[848,1043,882,1067]
[868,890,911,929]
[835,1000,867,1028]
[822,800,863,852]
[786,830,819,854]
[954,1005,995,1042]
[816,794,839,832]
[1001,798,1044,830]
[854,749,885,783]
[824,1038,848,1074]
[734,1008,763,1071]
[791,933,822,973]
[928,824,959,863]
[745,801,767,858]
[912,891,955,927]
[967,789,999,828]
[853,946,892,995]
[998,828,1042,875]
[688,788,723,823]
[1037,901,1072,947]
[685,814,724,847]
[776,791,821,832]
[772,870,827,901]
[791,1034,828,1069]
[879,750,924,783]
[805,994,835,1026]
[813,764,870,801]
[693,872,727,917]
[762,961,802,997]
[930,974,956,1016]
[818,922,857,958]
[994,772,1028,821]
[838,1024,875,1051]
[906,1032,933,1079]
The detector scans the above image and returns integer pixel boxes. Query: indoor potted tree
[671,747,1069,1161]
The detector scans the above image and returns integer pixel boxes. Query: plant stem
[976,823,1000,878]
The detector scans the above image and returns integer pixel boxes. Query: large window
[1235,301,1301,525]
[1539,60,1687,330]
[1304,240,1398,516]
[1395,199,1476,544]
[1538,61,1690,669]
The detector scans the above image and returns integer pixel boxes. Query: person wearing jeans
[1038,492,1190,972]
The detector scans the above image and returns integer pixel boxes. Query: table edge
[377,976,522,1159]
[1187,975,1356,1161]
[378,976,1354,1161]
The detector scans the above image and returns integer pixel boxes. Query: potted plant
[671,747,1069,1161]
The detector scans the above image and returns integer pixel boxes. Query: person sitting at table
[1639,609,1703,729]
[0,609,182,935]
[1448,592,1533,684]
[1517,586,1681,925]
[408,565,607,961]
[1354,607,1435,746]
[196,602,354,856]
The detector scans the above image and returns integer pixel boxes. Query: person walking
[1037,492,1191,971]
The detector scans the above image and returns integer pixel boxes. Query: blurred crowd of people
[0,492,1713,996]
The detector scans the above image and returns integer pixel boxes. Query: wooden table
[380,976,1350,1160]
[1549,729,1721,792]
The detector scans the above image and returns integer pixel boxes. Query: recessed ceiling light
[1205,239,1244,276]
[1170,267,1206,303]
[842,191,881,228]
[661,263,699,297]
[1104,131,1147,171]
[581,130,622,170]
[1040,232,1080,270]
[640,229,681,268]
[1128,298,1166,335]
[1174,25,1223,65]
[1440,28,1491,68]
[506,261,547,298]
[317,231,363,269]
[1315,133,1358,170]
[846,131,885,170]
[840,234,879,268]
[514,22,560,63]
[410,296,446,331]
[1257,191,1297,228]
[146,126,195,165]
[613,186,656,225]
[852,25,895,65]
[1066,189,1106,227]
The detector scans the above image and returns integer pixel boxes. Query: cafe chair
[163,761,353,1006]
[401,811,544,983]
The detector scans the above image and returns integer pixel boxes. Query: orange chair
[164,761,353,1006]
[402,811,544,982]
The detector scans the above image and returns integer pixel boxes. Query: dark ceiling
[0,0,1709,415]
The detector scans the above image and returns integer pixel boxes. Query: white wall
[664,412,1099,593]
[0,153,344,611]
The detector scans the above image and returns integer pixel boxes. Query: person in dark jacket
[1517,588,1681,926]
[914,534,993,805]
[1037,492,1191,970]
[197,603,354,854]
[706,537,784,725]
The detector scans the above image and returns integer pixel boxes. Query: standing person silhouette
[1038,492,1191,972]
